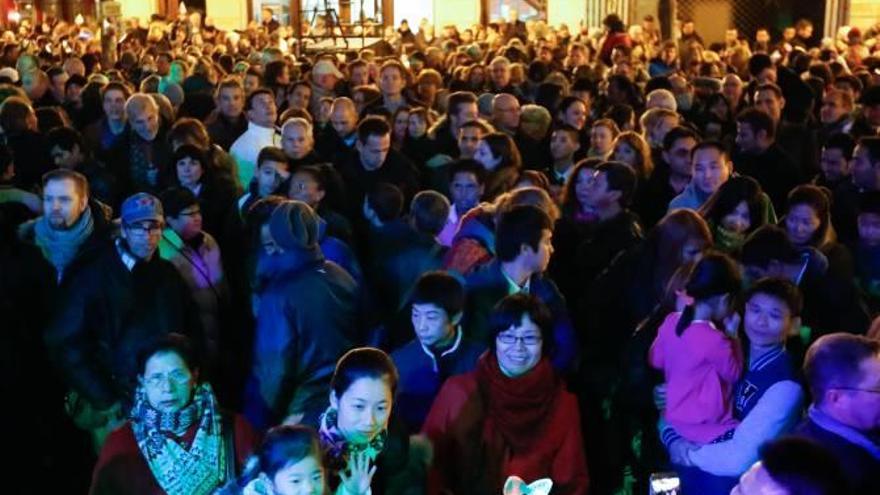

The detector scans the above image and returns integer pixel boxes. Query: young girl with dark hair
[239,425,327,495]
[649,252,743,443]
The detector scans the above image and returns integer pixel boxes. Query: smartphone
[649,472,681,495]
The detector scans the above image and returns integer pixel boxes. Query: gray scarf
[34,206,94,281]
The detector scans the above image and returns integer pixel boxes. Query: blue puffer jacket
[244,246,359,430]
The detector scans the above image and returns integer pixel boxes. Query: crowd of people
[2,7,880,495]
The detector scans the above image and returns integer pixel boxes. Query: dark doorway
[188,0,207,14]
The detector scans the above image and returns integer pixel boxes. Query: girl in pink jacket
[650,252,743,443]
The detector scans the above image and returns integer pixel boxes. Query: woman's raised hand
[339,452,377,495]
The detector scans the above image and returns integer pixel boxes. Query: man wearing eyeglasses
[44,192,202,451]
[795,333,880,493]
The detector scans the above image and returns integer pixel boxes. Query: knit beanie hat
[268,200,319,251]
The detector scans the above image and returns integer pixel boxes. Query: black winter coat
[245,250,359,430]
[550,210,643,312]
[44,241,203,409]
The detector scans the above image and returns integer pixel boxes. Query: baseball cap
[0,67,20,83]
[121,193,164,225]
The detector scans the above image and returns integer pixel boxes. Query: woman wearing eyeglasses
[90,334,258,495]
[422,294,589,495]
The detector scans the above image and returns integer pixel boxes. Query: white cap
[312,59,343,79]
[0,67,20,83]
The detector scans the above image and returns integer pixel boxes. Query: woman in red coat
[422,294,589,494]
[598,14,633,66]
[90,334,258,495]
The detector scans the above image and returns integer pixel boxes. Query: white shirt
[552,163,574,184]
[115,238,138,271]
[229,122,279,188]
[501,265,531,295]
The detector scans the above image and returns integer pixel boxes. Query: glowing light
[7,11,21,24]
[179,2,187,15]
[75,14,85,26]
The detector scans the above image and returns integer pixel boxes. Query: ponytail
[674,251,742,336]
[675,304,696,336]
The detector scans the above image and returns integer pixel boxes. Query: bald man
[108,94,172,198]
[492,93,521,136]
[723,74,744,112]
[316,97,360,166]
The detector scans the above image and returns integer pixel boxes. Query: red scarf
[476,352,562,453]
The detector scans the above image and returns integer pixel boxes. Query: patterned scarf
[131,382,225,495]
[318,406,387,473]
[34,205,94,280]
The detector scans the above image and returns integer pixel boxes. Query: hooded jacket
[244,245,358,430]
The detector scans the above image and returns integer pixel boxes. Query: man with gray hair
[109,93,171,197]
[488,55,524,99]
[281,117,323,167]
[645,88,678,112]
[492,93,521,136]
[515,104,553,168]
